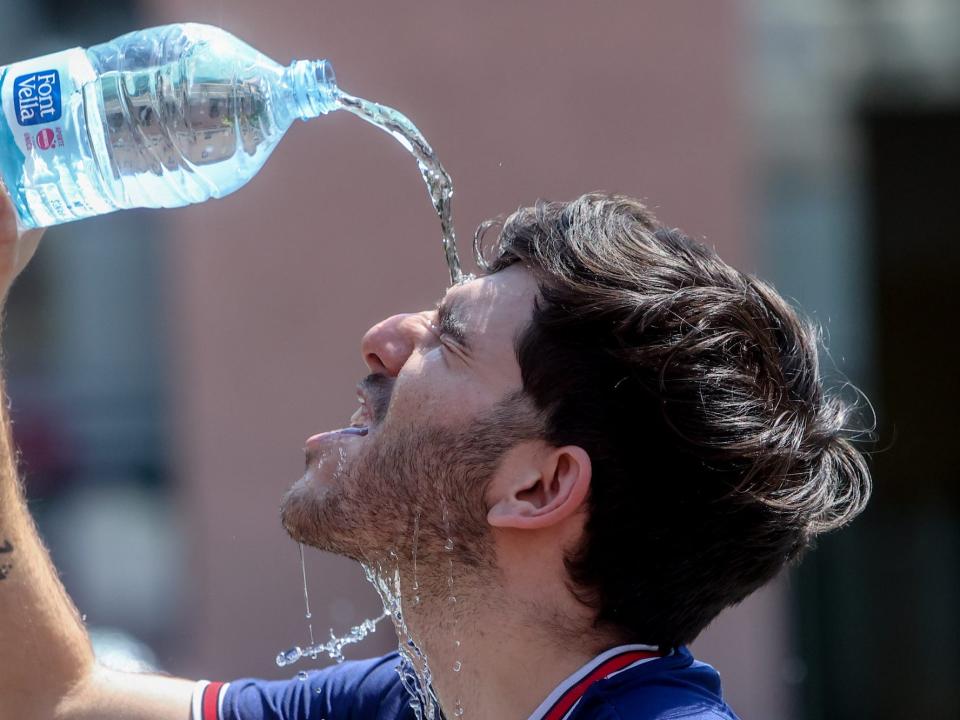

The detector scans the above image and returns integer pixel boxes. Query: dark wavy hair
[475,192,872,648]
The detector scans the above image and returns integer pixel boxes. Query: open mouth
[305,390,373,453]
[348,390,372,431]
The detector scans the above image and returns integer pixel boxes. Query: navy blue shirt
[194,646,739,720]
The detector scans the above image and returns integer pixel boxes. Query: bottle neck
[287,59,340,120]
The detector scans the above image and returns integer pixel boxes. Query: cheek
[389,350,485,425]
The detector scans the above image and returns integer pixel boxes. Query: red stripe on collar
[542,648,663,720]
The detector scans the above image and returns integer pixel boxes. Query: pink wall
[147,1,789,716]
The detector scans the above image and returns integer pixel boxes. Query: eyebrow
[435,296,472,350]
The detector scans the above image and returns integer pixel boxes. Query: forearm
[0,368,95,717]
[57,667,196,720]
[0,190,193,719]
[0,357,196,719]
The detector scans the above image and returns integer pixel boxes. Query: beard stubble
[280,388,542,589]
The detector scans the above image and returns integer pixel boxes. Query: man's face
[281,265,540,575]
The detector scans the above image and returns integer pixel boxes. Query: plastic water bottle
[0,23,339,229]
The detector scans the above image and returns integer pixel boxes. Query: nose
[360,312,431,376]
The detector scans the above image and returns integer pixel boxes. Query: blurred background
[1,1,957,718]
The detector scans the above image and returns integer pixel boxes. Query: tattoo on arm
[0,538,13,579]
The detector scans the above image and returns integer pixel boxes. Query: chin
[279,475,314,544]
[279,469,369,561]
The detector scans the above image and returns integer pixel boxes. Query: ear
[487,445,591,530]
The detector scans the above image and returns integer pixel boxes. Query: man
[0,188,870,719]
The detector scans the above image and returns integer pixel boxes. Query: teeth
[350,406,367,428]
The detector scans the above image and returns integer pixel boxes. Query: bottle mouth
[315,59,336,88]
[291,59,339,119]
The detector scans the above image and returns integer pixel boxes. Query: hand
[0,185,44,302]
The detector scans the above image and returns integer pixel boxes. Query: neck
[392,568,612,720]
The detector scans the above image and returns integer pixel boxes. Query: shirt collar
[527,643,667,720]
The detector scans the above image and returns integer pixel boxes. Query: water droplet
[276,646,302,667]
[454,640,461,648]
[297,670,308,681]
[305,611,312,619]
[80,614,87,622]
[412,595,420,605]
[448,595,457,605]
[452,660,462,672]
[444,538,454,551]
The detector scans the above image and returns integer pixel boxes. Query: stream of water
[274,90,469,718]
[337,91,465,286]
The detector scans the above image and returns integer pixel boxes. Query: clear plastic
[0,23,339,229]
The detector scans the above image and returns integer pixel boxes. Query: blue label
[12,68,62,126]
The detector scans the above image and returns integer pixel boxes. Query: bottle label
[12,67,63,126]
[2,48,86,159]
[1,48,98,225]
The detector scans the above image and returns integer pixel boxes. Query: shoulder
[571,648,740,720]
[217,652,413,720]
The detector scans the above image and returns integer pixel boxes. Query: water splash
[277,540,387,668]
[362,559,441,720]
[335,92,465,286]
[275,612,388,667]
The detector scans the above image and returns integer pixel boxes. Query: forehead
[442,264,538,363]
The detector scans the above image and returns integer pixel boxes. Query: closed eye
[435,299,470,350]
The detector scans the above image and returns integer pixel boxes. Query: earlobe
[487,445,591,530]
